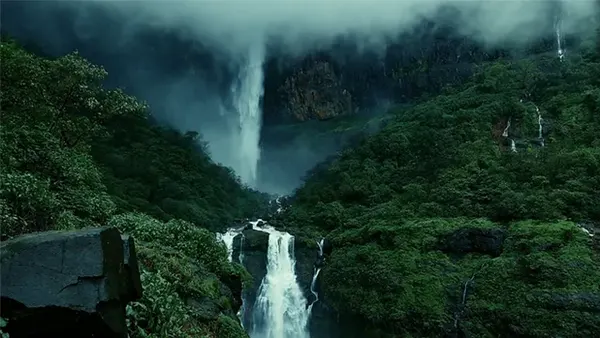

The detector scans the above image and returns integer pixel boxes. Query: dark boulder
[438,228,506,257]
[232,229,269,331]
[294,245,317,302]
[1,227,142,337]
[238,229,270,252]
[321,238,333,256]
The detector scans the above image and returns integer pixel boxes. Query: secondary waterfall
[216,228,242,262]
[231,44,265,187]
[535,104,545,147]
[218,220,310,338]
[502,117,517,153]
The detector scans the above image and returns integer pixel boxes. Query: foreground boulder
[1,226,142,337]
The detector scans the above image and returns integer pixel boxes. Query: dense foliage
[280,36,600,337]
[0,40,257,337]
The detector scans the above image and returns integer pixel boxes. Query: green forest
[278,31,600,337]
[2,22,600,338]
[0,39,266,337]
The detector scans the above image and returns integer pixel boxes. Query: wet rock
[1,227,142,337]
[321,238,333,256]
[439,228,506,257]
[232,229,269,330]
[294,245,317,302]
[238,229,269,252]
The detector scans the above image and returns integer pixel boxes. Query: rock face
[278,61,353,122]
[232,228,269,330]
[1,227,142,337]
[294,244,317,302]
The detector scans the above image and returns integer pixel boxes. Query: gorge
[1,0,600,337]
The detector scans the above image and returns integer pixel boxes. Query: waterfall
[219,219,310,338]
[216,228,243,262]
[535,105,545,147]
[231,44,265,187]
[250,221,310,338]
[502,117,517,153]
[555,16,565,61]
[217,227,246,324]
[317,239,324,256]
[307,238,326,315]
[307,268,322,314]
[502,117,511,137]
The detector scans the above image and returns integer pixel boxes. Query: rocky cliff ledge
[1,227,142,337]
[232,228,270,330]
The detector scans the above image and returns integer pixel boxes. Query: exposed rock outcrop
[232,228,269,330]
[1,227,142,337]
[279,61,353,122]
[294,244,317,302]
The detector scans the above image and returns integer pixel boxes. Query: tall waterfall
[218,220,310,338]
[231,45,265,187]
[555,16,565,61]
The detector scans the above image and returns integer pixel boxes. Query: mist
[2,0,597,194]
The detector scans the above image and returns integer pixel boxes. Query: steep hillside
[0,39,262,337]
[278,33,600,337]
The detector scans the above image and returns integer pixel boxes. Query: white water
[317,239,324,256]
[307,268,322,314]
[219,220,310,338]
[502,117,517,152]
[216,227,247,324]
[251,221,310,338]
[555,17,565,61]
[217,228,243,262]
[502,117,511,137]
[535,105,545,147]
[231,45,265,187]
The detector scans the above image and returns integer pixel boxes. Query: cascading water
[217,228,243,262]
[307,268,321,314]
[231,44,265,187]
[555,16,565,61]
[218,219,311,338]
[250,221,310,338]
[502,117,517,153]
[216,227,247,324]
[307,238,325,314]
[535,104,545,147]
